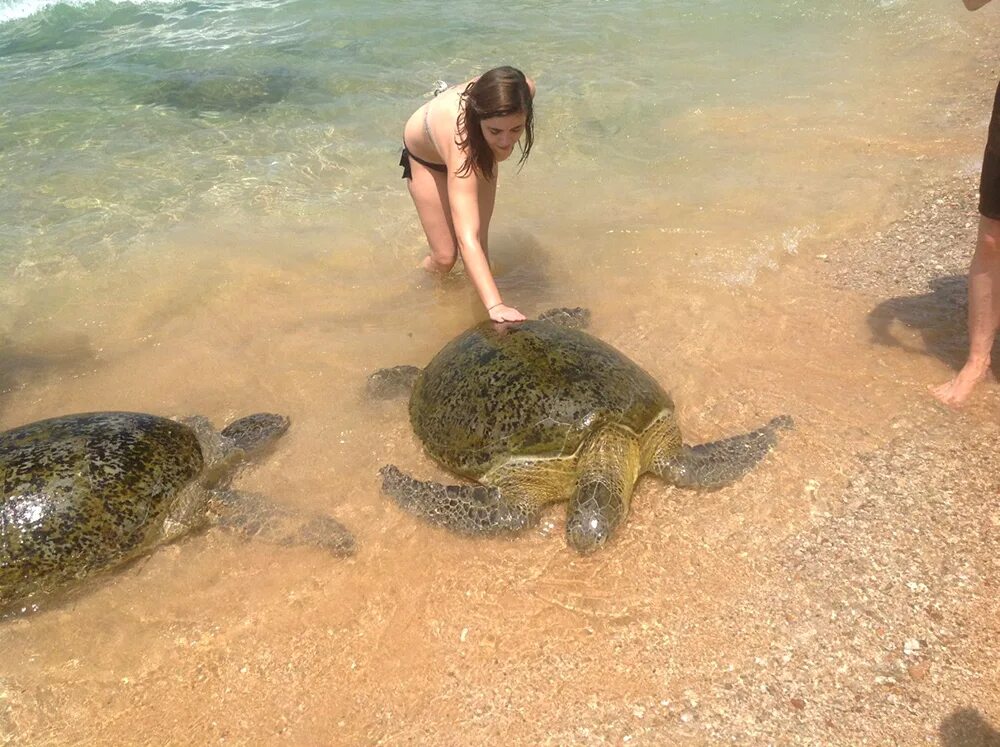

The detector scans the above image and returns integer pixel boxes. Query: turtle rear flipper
[212,490,355,556]
[379,465,538,535]
[654,415,793,490]
[367,365,422,400]
[281,514,356,556]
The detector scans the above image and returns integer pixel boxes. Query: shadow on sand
[373,230,555,326]
[455,230,557,318]
[867,274,1000,377]
[489,229,554,296]
[0,334,97,419]
[940,708,1000,747]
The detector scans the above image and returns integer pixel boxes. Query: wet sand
[3,56,1000,747]
[2,179,997,746]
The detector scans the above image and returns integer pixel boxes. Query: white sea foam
[0,0,176,24]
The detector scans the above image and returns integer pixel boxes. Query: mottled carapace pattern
[0,412,203,608]
[410,320,673,478]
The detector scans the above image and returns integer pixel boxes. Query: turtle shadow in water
[0,333,98,417]
[368,308,793,555]
[867,274,1000,377]
[0,411,355,618]
[143,68,295,116]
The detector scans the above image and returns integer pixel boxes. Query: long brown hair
[455,66,534,180]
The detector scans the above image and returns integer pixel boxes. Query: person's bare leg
[931,215,1000,406]
[406,161,458,273]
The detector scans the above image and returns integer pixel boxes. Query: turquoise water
[0,0,981,275]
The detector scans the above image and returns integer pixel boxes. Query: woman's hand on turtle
[489,303,526,323]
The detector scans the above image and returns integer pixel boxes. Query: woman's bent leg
[406,162,458,273]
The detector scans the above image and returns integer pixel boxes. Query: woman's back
[402,81,472,168]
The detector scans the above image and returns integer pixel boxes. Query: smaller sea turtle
[0,411,354,615]
[369,308,792,554]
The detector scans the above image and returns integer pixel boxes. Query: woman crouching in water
[401,65,535,323]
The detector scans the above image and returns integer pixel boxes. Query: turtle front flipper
[653,415,793,490]
[212,490,355,556]
[565,426,642,554]
[379,465,540,535]
[181,413,290,485]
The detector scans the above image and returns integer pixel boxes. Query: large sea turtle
[368,309,792,554]
[0,411,354,615]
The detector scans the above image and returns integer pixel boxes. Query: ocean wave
[0,0,177,24]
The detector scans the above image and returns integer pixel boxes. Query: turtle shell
[409,320,673,478]
[0,412,204,607]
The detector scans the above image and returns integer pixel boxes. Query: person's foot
[930,359,990,407]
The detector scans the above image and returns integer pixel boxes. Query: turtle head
[366,365,422,400]
[565,509,613,554]
[565,479,625,554]
[537,307,591,329]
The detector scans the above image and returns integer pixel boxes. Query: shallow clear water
[0,0,988,367]
[0,0,982,278]
[0,0,996,742]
